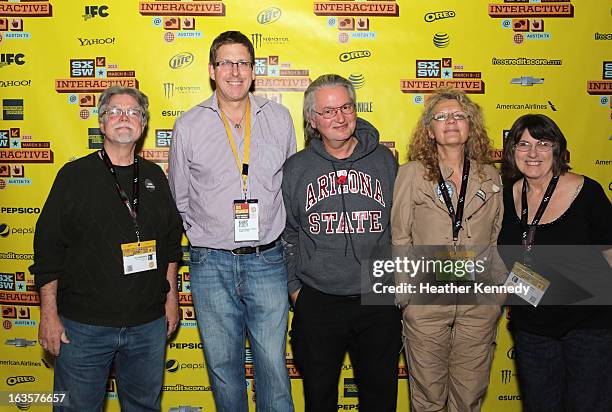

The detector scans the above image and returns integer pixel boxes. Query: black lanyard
[520,175,559,251]
[437,156,470,245]
[99,149,141,242]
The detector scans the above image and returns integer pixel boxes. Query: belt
[226,239,278,256]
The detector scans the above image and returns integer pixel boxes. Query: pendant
[235,124,241,129]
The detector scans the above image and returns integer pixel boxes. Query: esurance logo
[257,7,281,24]
[169,52,194,69]
[424,10,455,23]
[339,50,371,63]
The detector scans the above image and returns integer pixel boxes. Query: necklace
[221,108,247,129]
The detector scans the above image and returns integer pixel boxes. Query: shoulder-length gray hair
[303,74,356,146]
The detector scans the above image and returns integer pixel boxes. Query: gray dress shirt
[168,92,296,250]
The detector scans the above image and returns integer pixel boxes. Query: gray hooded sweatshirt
[282,117,398,295]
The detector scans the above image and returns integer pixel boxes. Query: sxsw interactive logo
[488,1,574,44]
[155,130,172,147]
[70,59,95,77]
[0,273,15,290]
[416,60,443,78]
[402,57,485,95]
[0,130,8,147]
[83,5,109,20]
[0,53,25,67]
[603,61,612,80]
[587,61,612,96]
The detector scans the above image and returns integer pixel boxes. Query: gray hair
[98,86,149,128]
[303,74,356,146]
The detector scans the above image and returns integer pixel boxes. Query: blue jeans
[513,328,612,412]
[54,316,166,412]
[189,243,293,412]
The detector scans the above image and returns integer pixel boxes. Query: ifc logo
[433,33,450,48]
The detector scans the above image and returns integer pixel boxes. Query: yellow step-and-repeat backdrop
[0,1,610,411]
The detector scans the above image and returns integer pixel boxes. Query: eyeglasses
[214,60,253,71]
[432,111,469,122]
[515,140,554,152]
[313,103,356,119]
[103,107,143,120]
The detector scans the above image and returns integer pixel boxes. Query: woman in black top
[498,114,612,412]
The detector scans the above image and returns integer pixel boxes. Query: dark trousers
[291,284,402,412]
[512,328,612,412]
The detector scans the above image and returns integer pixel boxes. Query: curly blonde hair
[408,87,493,181]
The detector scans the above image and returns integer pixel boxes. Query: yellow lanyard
[220,99,251,198]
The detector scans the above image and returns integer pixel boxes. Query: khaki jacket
[392,161,503,246]
[391,161,506,304]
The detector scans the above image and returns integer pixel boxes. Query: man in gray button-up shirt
[168,31,296,412]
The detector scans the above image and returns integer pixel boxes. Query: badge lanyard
[437,155,470,249]
[520,175,559,251]
[99,149,141,242]
[220,99,251,199]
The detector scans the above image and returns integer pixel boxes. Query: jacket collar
[197,92,269,116]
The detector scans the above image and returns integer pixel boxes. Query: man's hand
[165,295,179,338]
[38,280,70,356]
[290,288,301,305]
[165,262,180,338]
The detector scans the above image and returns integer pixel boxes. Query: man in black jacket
[30,86,183,411]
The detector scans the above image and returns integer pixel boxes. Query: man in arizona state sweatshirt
[282,74,402,412]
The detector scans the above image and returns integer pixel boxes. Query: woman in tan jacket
[391,87,504,412]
